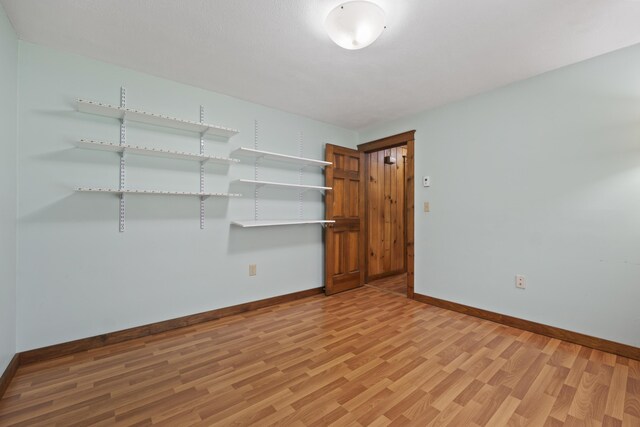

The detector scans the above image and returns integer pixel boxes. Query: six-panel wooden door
[324,144,365,295]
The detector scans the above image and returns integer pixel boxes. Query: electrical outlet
[249,264,257,276]
[423,176,431,187]
[515,275,526,289]
[423,202,430,212]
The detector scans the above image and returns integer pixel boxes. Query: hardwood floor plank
[0,287,638,426]
[367,273,407,295]
[625,377,640,418]
[485,395,522,426]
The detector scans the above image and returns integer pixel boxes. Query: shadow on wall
[227,225,322,253]
[32,105,234,174]
[19,192,231,226]
[228,182,326,203]
[36,101,233,142]
[33,147,231,176]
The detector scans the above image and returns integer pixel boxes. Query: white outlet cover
[423,176,431,187]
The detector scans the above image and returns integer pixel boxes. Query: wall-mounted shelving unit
[235,179,330,193]
[233,147,331,168]
[76,139,239,164]
[76,99,239,138]
[231,122,332,228]
[77,187,240,199]
[231,219,335,228]
[75,88,239,231]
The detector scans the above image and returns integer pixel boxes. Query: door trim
[358,130,415,298]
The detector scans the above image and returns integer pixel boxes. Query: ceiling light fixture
[324,1,386,50]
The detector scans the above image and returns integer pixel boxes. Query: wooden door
[325,144,365,295]
[358,130,416,298]
[366,146,407,281]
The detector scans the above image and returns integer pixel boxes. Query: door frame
[357,130,415,298]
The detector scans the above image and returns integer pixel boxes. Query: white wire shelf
[233,147,331,167]
[76,99,239,138]
[76,139,239,164]
[231,219,335,228]
[77,187,242,199]
[236,179,331,192]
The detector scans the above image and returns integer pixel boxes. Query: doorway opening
[323,131,415,298]
[367,273,408,296]
[359,131,415,298]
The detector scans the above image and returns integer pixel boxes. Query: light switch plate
[424,202,430,212]
[423,176,431,187]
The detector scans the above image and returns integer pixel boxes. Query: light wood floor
[367,273,407,295]
[1,287,639,426]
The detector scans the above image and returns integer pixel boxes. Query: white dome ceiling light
[324,1,386,50]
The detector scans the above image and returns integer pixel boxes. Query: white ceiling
[3,0,640,130]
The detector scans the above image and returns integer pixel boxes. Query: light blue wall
[0,3,17,372]
[12,31,640,352]
[16,42,357,351]
[360,44,640,347]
